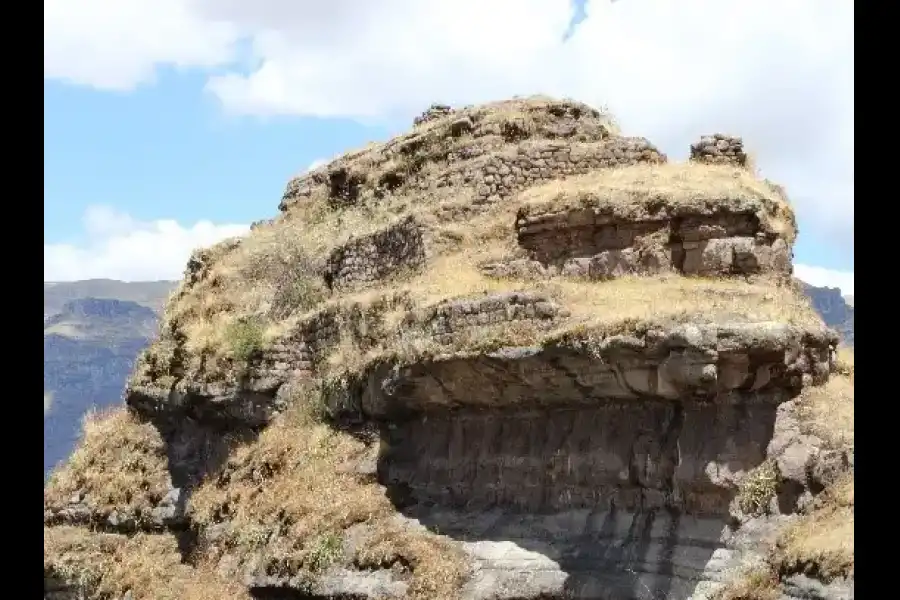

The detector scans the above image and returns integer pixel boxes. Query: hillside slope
[803,284,854,346]
[44,98,853,600]
[43,283,174,476]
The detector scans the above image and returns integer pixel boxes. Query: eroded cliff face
[44,97,853,600]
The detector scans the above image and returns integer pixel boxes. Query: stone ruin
[44,96,852,600]
[690,134,749,168]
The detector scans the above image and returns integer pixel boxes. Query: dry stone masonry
[690,134,749,168]
[279,97,625,213]
[325,216,426,289]
[435,137,665,206]
[413,103,454,126]
[414,291,565,343]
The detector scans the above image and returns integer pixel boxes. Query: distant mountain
[44,279,172,321]
[43,281,175,477]
[802,283,854,346]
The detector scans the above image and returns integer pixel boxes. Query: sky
[44,0,854,295]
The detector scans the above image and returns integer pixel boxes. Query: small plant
[306,531,343,572]
[225,318,265,362]
[284,380,329,426]
[270,268,325,319]
[737,461,780,516]
[236,524,271,549]
[715,565,780,600]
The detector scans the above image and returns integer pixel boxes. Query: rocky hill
[43,282,174,476]
[44,280,172,319]
[44,97,853,600]
[803,285,854,346]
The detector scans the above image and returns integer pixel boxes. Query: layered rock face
[44,97,853,600]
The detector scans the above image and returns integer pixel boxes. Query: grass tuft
[772,474,854,582]
[224,318,265,362]
[44,526,251,600]
[737,460,780,516]
[44,408,169,517]
[188,398,468,599]
[715,566,781,600]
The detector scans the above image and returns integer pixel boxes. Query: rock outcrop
[44,97,853,600]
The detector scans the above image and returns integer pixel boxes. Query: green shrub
[225,318,265,362]
[307,531,343,572]
[737,460,780,516]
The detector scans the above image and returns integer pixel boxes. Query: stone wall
[414,292,564,344]
[434,137,665,206]
[325,216,426,290]
[690,134,748,167]
[516,208,791,279]
[413,103,454,126]
[280,98,629,214]
[253,306,342,383]
[280,99,622,213]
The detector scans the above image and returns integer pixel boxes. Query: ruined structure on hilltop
[44,96,854,600]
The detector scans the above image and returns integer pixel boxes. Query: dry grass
[796,373,854,448]
[715,565,781,600]
[519,162,796,243]
[323,266,823,377]
[736,460,781,517]
[154,149,802,375]
[717,474,854,599]
[44,526,250,600]
[44,407,169,516]
[189,403,468,599]
[834,346,854,377]
[772,474,854,582]
[411,94,620,136]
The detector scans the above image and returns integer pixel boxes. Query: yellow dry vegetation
[151,152,801,373]
[410,94,620,136]
[44,408,169,516]
[715,565,781,600]
[797,371,854,448]
[833,346,854,377]
[189,403,468,600]
[519,162,796,243]
[44,526,250,600]
[716,475,854,600]
[773,474,854,581]
[322,272,822,378]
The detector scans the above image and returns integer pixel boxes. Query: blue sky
[44,0,853,293]
[45,75,388,237]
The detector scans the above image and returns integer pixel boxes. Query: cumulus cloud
[44,0,240,90]
[44,0,853,262]
[794,264,854,297]
[44,206,249,282]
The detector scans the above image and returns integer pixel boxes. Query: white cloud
[307,158,328,171]
[44,0,241,90]
[45,206,249,282]
[794,264,854,296]
[44,0,853,261]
